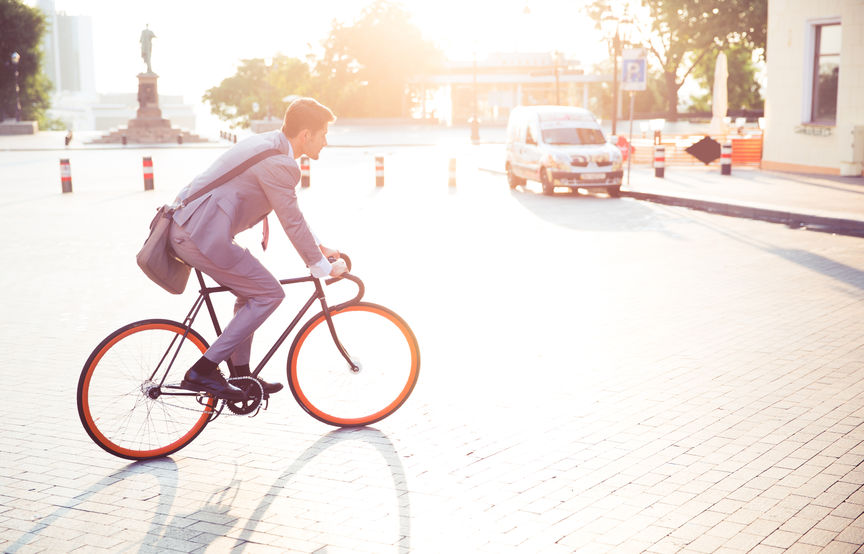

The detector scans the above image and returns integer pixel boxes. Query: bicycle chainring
[225,376,265,416]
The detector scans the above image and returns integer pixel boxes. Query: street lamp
[471,51,479,142]
[600,13,632,135]
[553,51,561,105]
[10,51,21,122]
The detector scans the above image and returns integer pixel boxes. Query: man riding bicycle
[170,97,348,400]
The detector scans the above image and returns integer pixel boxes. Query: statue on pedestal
[89,23,207,143]
[140,24,156,74]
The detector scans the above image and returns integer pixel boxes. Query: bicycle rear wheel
[77,319,216,460]
[287,302,420,427]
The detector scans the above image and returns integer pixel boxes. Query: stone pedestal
[0,120,38,135]
[91,73,207,144]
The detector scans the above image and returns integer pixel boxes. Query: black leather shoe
[235,375,283,395]
[181,368,247,401]
[254,377,283,395]
[231,366,283,395]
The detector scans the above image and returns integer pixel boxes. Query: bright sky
[44,0,608,101]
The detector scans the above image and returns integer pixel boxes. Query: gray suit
[169,130,323,367]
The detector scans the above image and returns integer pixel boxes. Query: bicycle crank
[225,377,266,416]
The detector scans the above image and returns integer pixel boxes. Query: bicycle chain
[148,379,268,419]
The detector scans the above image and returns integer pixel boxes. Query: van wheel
[506,165,525,189]
[607,185,621,198]
[540,168,554,196]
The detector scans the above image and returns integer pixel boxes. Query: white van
[505,106,623,196]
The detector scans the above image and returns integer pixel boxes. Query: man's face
[305,125,329,160]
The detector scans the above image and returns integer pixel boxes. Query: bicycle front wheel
[287,302,420,427]
[77,319,216,460]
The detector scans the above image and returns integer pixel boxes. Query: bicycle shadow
[4,458,179,553]
[6,429,409,553]
[232,426,410,553]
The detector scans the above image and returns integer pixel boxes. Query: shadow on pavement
[232,427,410,553]
[508,187,687,238]
[5,459,179,553]
[768,248,864,292]
[7,428,410,553]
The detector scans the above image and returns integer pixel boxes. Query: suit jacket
[172,130,322,269]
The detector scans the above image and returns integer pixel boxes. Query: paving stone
[2,144,863,552]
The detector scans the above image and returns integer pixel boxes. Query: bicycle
[76,256,420,461]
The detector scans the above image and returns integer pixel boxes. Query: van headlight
[611,150,622,170]
[542,152,572,170]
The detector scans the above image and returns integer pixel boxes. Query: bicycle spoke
[289,303,419,427]
[78,320,213,460]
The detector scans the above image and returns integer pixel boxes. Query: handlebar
[323,253,365,307]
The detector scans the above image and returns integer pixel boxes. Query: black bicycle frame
[155,269,363,391]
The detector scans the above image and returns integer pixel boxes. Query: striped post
[448,158,457,187]
[375,155,384,187]
[143,156,154,190]
[721,141,732,175]
[300,156,310,188]
[59,158,72,193]
[653,145,665,178]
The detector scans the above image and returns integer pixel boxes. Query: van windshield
[542,127,605,145]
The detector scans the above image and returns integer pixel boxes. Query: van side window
[526,126,536,145]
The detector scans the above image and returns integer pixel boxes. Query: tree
[314,0,443,117]
[590,58,667,121]
[689,43,763,113]
[203,55,313,129]
[0,0,51,124]
[586,0,766,119]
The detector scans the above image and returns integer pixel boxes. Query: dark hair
[281,98,336,137]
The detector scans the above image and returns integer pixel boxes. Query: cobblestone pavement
[1,144,864,553]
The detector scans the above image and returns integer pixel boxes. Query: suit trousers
[169,222,285,366]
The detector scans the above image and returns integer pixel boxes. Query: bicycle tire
[77,319,215,460]
[287,302,420,427]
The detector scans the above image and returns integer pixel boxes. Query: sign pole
[627,91,635,186]
[621,47,647,188]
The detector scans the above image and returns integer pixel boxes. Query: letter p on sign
[621,48,647,92]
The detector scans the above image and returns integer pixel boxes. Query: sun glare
[43,0,610,101]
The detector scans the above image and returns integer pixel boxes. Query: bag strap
[177,147,283,209]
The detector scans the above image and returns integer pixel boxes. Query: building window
[810,22,841,124]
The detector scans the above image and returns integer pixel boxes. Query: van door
[523,116,543,181]
[510,120,530,180]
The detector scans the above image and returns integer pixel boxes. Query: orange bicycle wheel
[77,319,216,460]
[287,302,419,427]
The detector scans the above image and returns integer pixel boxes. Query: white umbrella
[709,51,728,135]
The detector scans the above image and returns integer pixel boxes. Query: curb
[479,167,864,239]
[622,190,864,239]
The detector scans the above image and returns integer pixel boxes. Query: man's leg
[170,223,284,397]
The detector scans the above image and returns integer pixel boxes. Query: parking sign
[621,48,647,91]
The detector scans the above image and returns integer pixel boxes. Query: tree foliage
[203,56,312,129]
[0,0,51,123]
[314,0,443,117]
[586,0,766,119]
[203,1,442,123]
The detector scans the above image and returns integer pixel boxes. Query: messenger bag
[136,148,282,294]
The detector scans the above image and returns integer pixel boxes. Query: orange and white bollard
[300,155,310,188]
[143,156,154,190]
[653,145,665,178]
[375,155,384,187]
[448,158,457,187]
[59,158,72,193]
[721,141,732,175]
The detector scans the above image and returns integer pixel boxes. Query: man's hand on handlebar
[319,244,339,260]
[328,257,348,277]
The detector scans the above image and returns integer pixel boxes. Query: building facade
[763,0,864,176]
[421,53,610,126]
